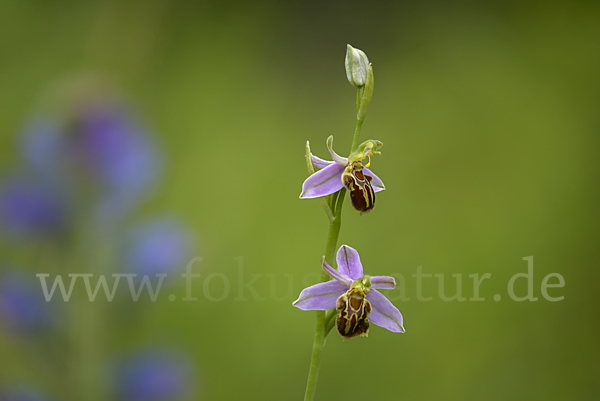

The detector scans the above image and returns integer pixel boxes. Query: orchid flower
[299,136,385,213]
[293,245,404,338]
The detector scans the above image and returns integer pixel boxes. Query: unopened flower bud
[345,44,369,87]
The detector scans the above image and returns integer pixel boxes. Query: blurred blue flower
[0,386,53,401]
[0,270,53,334]
[115,350,192,401]
[76,104,159,197]
[0,176,67,238]
[123,218,193,277]
[19,100,161,222]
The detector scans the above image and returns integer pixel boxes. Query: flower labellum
[336,277,372,338]
[341,166,375,213]
[293,245,404,338]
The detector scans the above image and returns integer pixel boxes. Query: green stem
[350,118,364,154]
[303,312,326,401]
[303,196,344,401]
[303,87,365,401]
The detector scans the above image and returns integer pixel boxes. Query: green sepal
[357,63,374,121]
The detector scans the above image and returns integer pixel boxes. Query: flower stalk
[302,83,365,401]
[303,186,345,401]
[299,45,402,401]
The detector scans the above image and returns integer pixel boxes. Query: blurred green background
[0,0,599,400]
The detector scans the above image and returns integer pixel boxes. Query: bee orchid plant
[294,45,405,401]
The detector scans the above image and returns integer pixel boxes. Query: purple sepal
[310,154,335,170]
[299,163,344,199]
[367,289,405,333]
[336,245,364,280]
[292,280,347,311]
[363,166,385,193]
